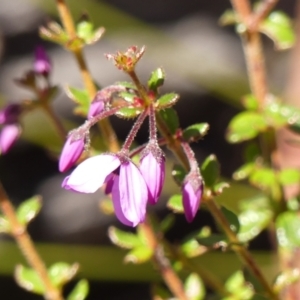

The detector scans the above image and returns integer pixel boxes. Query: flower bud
[0,124,21,154]
[88,95,105,119]
[0,104,22,124]
[59,135,85,172]
[34,46,51,76]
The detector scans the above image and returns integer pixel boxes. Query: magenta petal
[140,153,165,204]
[34,46,51,75]
[88,99,105,119]
[59,136,85,172]
[0,124,20,154]
[182,180,202,223]
[115,161,148,226]
[62,154,121,193]
[111,176,134,226]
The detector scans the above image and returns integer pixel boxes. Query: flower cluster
[61,46,203,226]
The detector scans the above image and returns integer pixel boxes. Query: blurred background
[0,0,297,298]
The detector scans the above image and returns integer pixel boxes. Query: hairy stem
[56,0,119,152]
[0,183,63,300]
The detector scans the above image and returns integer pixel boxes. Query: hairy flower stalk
[181,140,204,222]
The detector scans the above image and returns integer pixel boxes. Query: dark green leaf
[221,206,240,233]
[15,265,45,294]
[172,164,187,185]
[115,107,142,118]
[17,196,42,226]
[158,108,179,135]
[184,273,205,300]
[108,226,143,249]
[148,68,165,91]
[48,262,79,288]
[260,11,295,50]
[276,211,300,250]
[227,111,267,143]
[167,194,184,213]
[278,169,300,185]
[124,246,153,264]
[238,209,272,243]
[182,123,210,142]
[201,155,220,187]
[67,279,89,300]
[160,214,175,233]
[156,93,179,109]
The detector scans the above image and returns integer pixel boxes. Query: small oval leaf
[167,194,184,213]
[148,68,165,91]
[184,273,205,300]
[182,123,209,142]
[108,226,143,249]
[156,93,179,109]
[48,262,79,288]
[124,246,153,264]
[17,196,42,226]
[67,279,89,300]
[158,108,179,135]
[115,107,142,118]
[201,155,220,187]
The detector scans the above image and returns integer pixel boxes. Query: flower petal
[62,154,120,193]
[0,124,20,154]
[140,152,165,204]
[116,161,148,226]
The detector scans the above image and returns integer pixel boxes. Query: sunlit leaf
[278,169,300,186]
[108,226,143,249]
[273,269,300,293]
[0,215,10,233]
[17,196,42,226]
[184,273,205,300]
[213,181,230,195]
[242,94,259,111]
[167,194,184,213]
[65,86,90,116]
[115,107,142,118]
[181,239,206,258]
[182,123,210,142]
[148,68,165,91]
[67,279,89,300]
[48,262,79,288]
[233,163,255,180]
[124,246,153,264]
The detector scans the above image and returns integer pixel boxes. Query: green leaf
[238,209,273,243]
[172,164,187,185]
[213,181,230,195]
[249,168,277,190]
[15,265,45,294]
[239,195,271,212]
[201,155,220,187]
[276,211,300,250]
[167,194,184,213]
[148,67,165,91]
[227,111,267,143]
[181,239,205,258]
[124,246,153,264]
[118,91,136,103]
[221,206,240,233]
[233,163,255,180]
[0,215,10,233]
[160,214,175,233]
[158,108,179,135]
[115,81,136,90]
[197,234,227,247]
[278,169,300,185]
[273,269,300,293]
[115,107,142,118]
[77,21,94,42]
[67,279,89,300]
[219,9,237,26]
[156,93,179,109]
[48,262,79,288]
[17,196,42,226]
[260,11,295,50]
[184,273,205,300]
[108,226,143,249]
[182,123,210,142]
[242,94,259,111]
[65,86,90,116]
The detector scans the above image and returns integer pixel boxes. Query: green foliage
[167,194,184,213]
[158,108,179,135]
[124,246,153,264]
[65,86,90,116]
[182,123,210,142]
[278,169,300,185]
[67,279,89,300]
[0,215,10,233]
[115,107,143,118]
[221,206,240,233]
[181,239,205,258]
[108,226,143,249]
[16,196,42,227]
[184,273,205,300]
[201,155,220,187]
[48,262,79,288]
[273,269,300,293]
[76,20,105,45]
[156,93,179,109]
[260,11,295,50]
[242,94,259,111]
[148,67,165,91]
[172,164,187,185]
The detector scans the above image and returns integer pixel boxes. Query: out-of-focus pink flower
[59,135,85,172]
[62,154,148,226]
[182,173,203,222]
[0,124,21,154]
[140,146,165,204]
[88,96,105,119]
[0,104,22,124]
[34,46,51,76]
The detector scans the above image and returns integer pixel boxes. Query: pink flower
[140,146,165,204]
[0,124,21,154]
[182,173,203,222]
[34,46,51,76]
[59,135,85,172]
[62,154,148,226]
[88,96,105,119]
[0,104,22,124]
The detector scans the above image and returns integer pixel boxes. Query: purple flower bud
[34,46,51,76]
[62,154,148,226]
[0,104,22,124]
[182,172,203,222]
[59,135,85,172]
[140,146,165,204]
[0,124,20,154]
[88,95,105,119]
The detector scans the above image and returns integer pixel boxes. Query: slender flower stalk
[0,182,63,300]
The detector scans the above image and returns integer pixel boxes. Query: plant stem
[0,183,63,300]
[139,218,188,300]
[55,0,119,152]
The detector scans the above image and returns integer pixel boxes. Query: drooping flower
[182,172,203,222]
[139,143,165,204]
[59,135,85,172]
[34,46,51,76]
[0,124,21,154]
[88,94,105,119]
[62,154,148,226]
